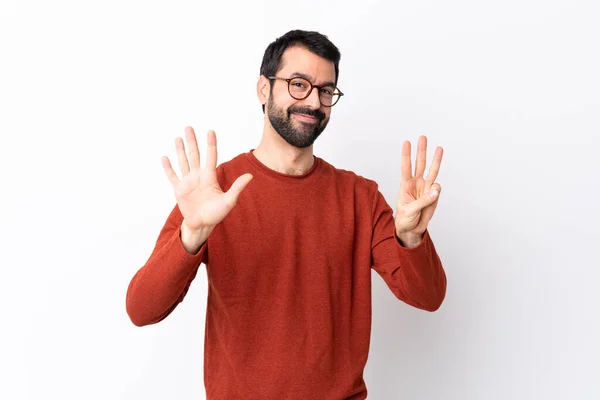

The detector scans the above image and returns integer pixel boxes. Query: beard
[267,96,329,148]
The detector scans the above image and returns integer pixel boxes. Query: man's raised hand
[162,127,253,234]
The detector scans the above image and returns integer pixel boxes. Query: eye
[291,80,309,89]
[320,88,334,96]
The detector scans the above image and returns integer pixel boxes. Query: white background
[1,0,599,399]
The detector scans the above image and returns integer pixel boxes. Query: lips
[292,113,319,123]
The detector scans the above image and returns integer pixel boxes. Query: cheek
[272,92,295,113]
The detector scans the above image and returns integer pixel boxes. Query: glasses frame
[268,76,344,107]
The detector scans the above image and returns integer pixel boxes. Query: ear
[257,75,270,106]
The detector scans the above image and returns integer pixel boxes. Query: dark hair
[259,30,341,113]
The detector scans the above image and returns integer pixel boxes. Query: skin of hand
[394,135,444,248]
[162,126,254,240]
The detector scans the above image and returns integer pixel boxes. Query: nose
[302,87,322,109]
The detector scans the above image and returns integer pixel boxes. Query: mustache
[288,106,326,121]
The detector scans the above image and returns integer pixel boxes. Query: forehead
[277,46,336,85]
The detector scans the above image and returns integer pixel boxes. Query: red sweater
[126,150,446,399]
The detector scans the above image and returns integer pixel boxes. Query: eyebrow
[290,72,336,88]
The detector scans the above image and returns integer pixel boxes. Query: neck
[252,121,315,176]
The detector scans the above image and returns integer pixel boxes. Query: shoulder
[318,157,380,197]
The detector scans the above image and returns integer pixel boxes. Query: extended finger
[425,146,444,184]
[401,141,412,182]
[162,156,180,187]
[414,135,427,178]
[223,173,253,207]
[205,130,218,170]
[175,136,190,176]
[185,126,201,170]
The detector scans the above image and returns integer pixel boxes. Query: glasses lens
[288,77,311,99]
[331,93,341,106]
[319,87,337,106]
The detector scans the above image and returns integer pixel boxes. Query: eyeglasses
[268,76,344,107]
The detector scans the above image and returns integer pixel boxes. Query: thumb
[406,183,441,215]
[223,173,254,207]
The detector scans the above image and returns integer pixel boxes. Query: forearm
[126,220,210,326]
[390,230,447,311]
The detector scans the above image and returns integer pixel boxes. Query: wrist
[180,221,212,254]
[395,230,423,248]
[181,220,212,237]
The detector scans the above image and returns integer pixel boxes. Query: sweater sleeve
[126,204,208,326]
[370,184,447,311]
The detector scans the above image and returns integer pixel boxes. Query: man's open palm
[162,126,253,232]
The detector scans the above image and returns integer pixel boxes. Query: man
[126,30,446,400]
